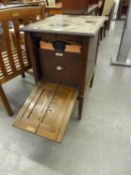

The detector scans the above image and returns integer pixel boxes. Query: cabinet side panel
[84,32,99,95]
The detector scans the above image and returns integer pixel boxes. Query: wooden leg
[0,85,13,116]
[21,72,26,78]
[90,74,95,88]
[100,28,103,41]
[103,27,106,37]
[78,97,84,120]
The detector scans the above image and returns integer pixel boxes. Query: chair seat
[0,49,30,83]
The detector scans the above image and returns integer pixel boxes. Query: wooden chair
[104,2,115,30]
[98,0,106,15]
[117,0,129,19]
[0,5,45,116]
[99,0,115,40]
[45,1,62,16]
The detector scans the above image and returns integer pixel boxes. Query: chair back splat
[0,5,45,115]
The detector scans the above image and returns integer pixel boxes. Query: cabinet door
[39,48,81,87]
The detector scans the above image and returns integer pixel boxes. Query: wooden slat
[0,49,30,82]
[13,82,78,142]
[13,20,25,69]
[0,65,30,83]
[13,82,42,124]
[19,83,57,131]
[2,22,16,72]
[0,48,7,77]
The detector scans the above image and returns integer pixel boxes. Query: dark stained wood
[13,82,78,142]
[23,29,99,121]
[90,74,95,88]
[25,32,41,83]
[89,0,99,4]
[84,32,99,93]
[78,96,84,120]
[39,46,82,87]
[79,39,89,96]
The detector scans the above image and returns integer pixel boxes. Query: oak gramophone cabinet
[14,15,106,142]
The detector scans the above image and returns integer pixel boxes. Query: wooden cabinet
[14,15,106,142]
[89,0,99,4]
[117,0,129,19]
[20,15,106,120]
[62,0,89,14]
[46,0,99,16]
[39,45,81,87]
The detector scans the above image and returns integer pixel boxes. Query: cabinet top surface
[21,15,107,37]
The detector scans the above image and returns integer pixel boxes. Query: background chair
[102,0,114,16]
[98,0,115,39]
[98,0,105,15]
[46,0,55,6]
[0,5,45,116]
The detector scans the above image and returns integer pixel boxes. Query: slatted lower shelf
[13,82,78,142]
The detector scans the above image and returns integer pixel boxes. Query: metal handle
[55,52,63,57]
[56,65,64,71]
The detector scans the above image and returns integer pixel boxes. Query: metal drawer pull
[56,65,64,71]
[55,52,63,57]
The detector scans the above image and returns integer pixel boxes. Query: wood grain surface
[13,82,78,142]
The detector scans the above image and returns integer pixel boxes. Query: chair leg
[90,74,95,88]
[99,28,103,41]
[78,97,84,120]
[21,72,26,78]
[103,27,106,38]
[0,85,13,116]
